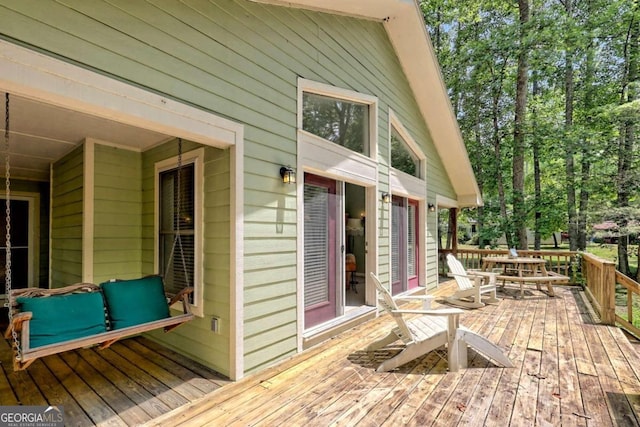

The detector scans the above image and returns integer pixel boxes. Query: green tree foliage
[421,0,638,264]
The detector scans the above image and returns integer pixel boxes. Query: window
[391,127,419,177]
[156,147,203,316]
[160,163,195,302]
[302,92,369,156]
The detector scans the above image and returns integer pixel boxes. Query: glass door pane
[0,199,29,290]
[304,173,338,328]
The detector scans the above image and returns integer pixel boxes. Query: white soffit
[251,0,482,207]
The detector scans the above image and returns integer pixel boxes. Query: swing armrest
[168,287,194,313]
[5,311,32,338]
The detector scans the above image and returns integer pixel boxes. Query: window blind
[304,183,329,307]
[159,164,195,300]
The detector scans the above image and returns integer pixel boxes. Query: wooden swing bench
[4,275,194,371]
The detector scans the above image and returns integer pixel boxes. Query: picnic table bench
[482,256,570,298]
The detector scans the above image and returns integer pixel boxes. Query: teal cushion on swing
[17,292,108,349]
[100,275,170,330]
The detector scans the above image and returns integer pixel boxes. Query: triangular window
[391,126,420,178]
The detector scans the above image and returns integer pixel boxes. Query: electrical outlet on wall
[211,316,220,334]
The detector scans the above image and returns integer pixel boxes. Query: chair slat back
[370,272,414,343]
[446,254,473,291]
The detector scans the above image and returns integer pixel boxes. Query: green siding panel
[0,0,460,375]
[92,144,143,283]
[51,145,84,287]
[141,140,232,377]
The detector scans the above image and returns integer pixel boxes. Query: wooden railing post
[600,261,616,325]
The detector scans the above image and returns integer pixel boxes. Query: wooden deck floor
[0,335,231,426]
[147,283,640,427]
[4,282,640,426]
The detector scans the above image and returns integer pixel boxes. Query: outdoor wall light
[280,166,296,184]
[428,203,436,212]
[381,192,391,203]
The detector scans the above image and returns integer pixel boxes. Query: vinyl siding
[92,144,143,283]
[0,0,458,375]
[50,145,84,287]
[141,140,232,378]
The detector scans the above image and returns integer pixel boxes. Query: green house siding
[141,140,232,377]
[51,145,84,288]
[92,144,143,283]
[0,0,460,375]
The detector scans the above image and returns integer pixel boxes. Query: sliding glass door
[303,174,338,328]
[391,196,419,295]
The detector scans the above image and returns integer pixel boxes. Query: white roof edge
[249,0,482,207]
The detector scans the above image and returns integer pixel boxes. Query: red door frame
[407,198,420,290]
[303,173,337,328]
[391,196,420,294]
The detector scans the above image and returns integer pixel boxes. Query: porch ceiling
[0,91,171,182]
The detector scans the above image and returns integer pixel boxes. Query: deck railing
[581,253,616,325]
[582,252,640,336]
[440,248,640,338]
[440,248,579,278]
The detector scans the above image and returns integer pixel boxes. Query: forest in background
[420,0,640,276]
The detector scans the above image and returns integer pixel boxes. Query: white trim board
[0,39,242,149]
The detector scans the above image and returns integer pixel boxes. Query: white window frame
[299,78,378,163]
[154,147,205,317]
[388,110,428,289]
[389,109,427,195]
[296,78,380,347]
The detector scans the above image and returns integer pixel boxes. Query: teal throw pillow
[17,291,108,349]
[101,276,170,330]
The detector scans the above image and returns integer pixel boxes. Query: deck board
[0,336,229,426]
[154,286,640,426]
[4,283,640,426]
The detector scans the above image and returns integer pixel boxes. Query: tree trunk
[493,83,511,248]
[563,0,578,252]
[473,79,486,248]
[513,0,530,250]
[618,6,639,276]
[532,75,542,250]
[577,0,597,252]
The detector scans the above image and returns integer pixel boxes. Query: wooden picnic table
[481,256,568,298]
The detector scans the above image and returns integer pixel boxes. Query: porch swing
[3,93,194,371]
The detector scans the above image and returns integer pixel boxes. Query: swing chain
[175,138,190,288]
[163,138,191,291]
[4,93,20,360]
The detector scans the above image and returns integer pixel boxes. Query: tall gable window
[389,111,426,181]
[302,92,370,156]
[391,127,419,178]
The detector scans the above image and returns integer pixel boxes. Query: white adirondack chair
[445,254,500,309]
[367,273,513,372]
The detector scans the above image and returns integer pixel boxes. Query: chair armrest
[395,295,434,301]
[5,311,32,338]
[395,294,435,309]
[468,270,499,276]
[447,272,476,279]
[393,308,464,316]
[449,271,497,285]
[168,287,194,313]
